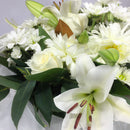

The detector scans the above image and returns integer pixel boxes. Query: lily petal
[108,95,130,124]
[62,108,87,130]
[84,65,117,103]
[92,100,113,130]
[75,54,95,87]
[60,0,81,16]
[54,88,88,114]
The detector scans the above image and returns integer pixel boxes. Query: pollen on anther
[87,126,91,130]
[67,103,78,113]
[80,100,87,107]
[74,113,82,129]
[89,115,92,122]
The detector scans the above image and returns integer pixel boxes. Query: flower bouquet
[0,0,130,130]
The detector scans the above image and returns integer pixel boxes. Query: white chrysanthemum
[82,2,109,16]
[108,3,130,22]
[117,67,130,86]
[0,27,42,53]
[45,33,85,66]
[20,16,46,29]
[98,0,120,5]
[26,48,63,74]
[87,23,130,63]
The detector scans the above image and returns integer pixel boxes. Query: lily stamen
[87,126,91,130]
[74,113,82,129]
[67,103,78,113]
[80,100,87,107]
[89,115,92,122]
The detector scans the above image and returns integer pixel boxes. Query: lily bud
[26,0,58,27]
[99,48,119,66]
[78,30,89,44]
[26,0,44,17]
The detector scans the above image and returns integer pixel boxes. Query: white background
[0,0,130,35]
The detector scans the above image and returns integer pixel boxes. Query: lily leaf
[38,26,51,50]
[11,80,36,128]
[34,82,53,125]
[26,68,68,82]
[110,80,130,96]
[99,48,119,66]
[0,85,10,101]
[0,76,20,90]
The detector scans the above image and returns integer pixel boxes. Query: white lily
[54,54,130,130]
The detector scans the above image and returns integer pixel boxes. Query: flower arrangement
[0,0,130,130]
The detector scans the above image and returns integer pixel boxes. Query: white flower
[45,33,85,66]
[52,0,88,36]
[11,46,22,59]
[117,67,130,86]
[98,0,120,5]
[108,3,130,22]
[26,48,63,74]
[54,54,130,130]
[82,2,109,16]
[87,23,130,63]
[0,27,42,52]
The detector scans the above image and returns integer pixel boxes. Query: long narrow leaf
[0,85,10,101]
[35,83,53,125]
[26,68,68,82]
[11,80,36,128]
[0,76,20,90]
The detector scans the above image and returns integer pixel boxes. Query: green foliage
[26,68,69,82]
[110,80,130,104]
[99,48,119,66]
[0,76,20,90]
[0,85,10,101]
[110,80,130,96]
[61,79,78,93]
[34,82,53,125]
[34,107,47,128]
[38,26,51,50]
[0,55,8,67]
[11,80,36,128]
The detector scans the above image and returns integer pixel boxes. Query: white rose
[11,46,22,59]
[26,49,63,74]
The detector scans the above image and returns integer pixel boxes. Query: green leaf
[26,68,69,82]
[0,76,20,90]
[34,107,47,128]
[11,80,36,128]
[61,79,78,93]
[39,26,51,38]
[0,86,10,101]
[78,30,89,44]
[110,80,130,96]
[0,55,8,67]
[16,67,31,76]
[99,48,119,66]
[38,26,51,50]
[35,83,53,124]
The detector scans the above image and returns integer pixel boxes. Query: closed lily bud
[26,0,44,17]
[99,48,119,66]
[26,0,58,27]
